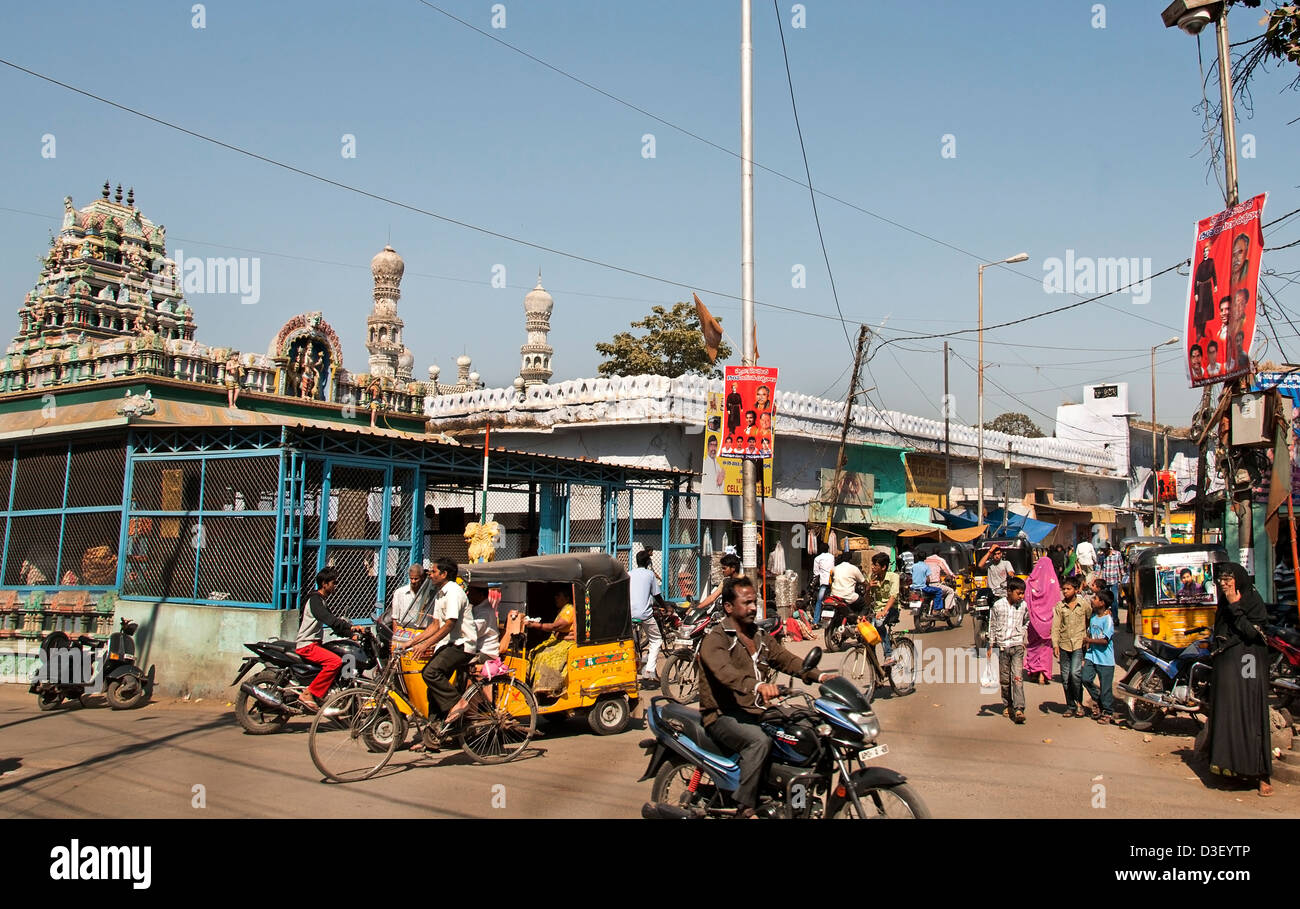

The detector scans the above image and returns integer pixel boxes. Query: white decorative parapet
[426,374,1119,475]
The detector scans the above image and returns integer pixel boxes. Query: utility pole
[943,341,951,510]
[740,0,759,585]
[824,326,870,541]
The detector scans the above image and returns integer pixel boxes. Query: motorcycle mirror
[802,647,822,674]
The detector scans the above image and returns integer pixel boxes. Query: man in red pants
[294,566,361,713]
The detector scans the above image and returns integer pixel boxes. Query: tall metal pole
[944,341,951,510]
[1151,345,1159,537]
[1215,5,1239,208]
[977,264,986,524]
[740,0,759,583]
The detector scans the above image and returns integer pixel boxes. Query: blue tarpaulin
[984,508,1056,544]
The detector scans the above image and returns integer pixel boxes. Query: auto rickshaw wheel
[587,694,631,735]
[35,690,64,711]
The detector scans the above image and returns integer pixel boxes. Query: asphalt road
[0,618,1294,818]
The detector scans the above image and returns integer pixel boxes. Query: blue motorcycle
[638,648,929,819]
[1117,626,1213,732]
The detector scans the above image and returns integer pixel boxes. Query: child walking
[987,576,1029,724]
[1082,588,1122,724]
[1051,574,1090,717]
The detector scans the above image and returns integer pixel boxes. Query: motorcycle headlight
[847,711,880,740]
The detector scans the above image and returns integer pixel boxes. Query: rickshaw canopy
[974,539,1035,577]
[459,553,632,646]
[911,541,975,574]
[459,553,628,587]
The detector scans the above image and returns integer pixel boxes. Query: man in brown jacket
[699,576,835,816]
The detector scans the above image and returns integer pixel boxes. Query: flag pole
[740,0,760,609]
[481,422,490,524]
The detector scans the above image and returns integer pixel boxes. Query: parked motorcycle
[30,617,152,711]
[1266,623,1300,711]
[639,648,929,819]
[231,629,385,734]
[1118,626,1213,731]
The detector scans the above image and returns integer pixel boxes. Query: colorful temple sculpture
[0,186,498,413]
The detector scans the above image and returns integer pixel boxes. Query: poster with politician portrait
[1184,193,1266,388]
[704,366,776,496]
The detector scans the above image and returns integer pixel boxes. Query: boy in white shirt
[986,576,1029,724]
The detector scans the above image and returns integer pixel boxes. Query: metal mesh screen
[566,484,606,551]
[60,512,123,585]
[424,485,476,564]
[130,459,202,512]
[201,456,278,512]
[321,546,381,621]
[195,515,275,604]
[12,446,66,511]
[127,515,199,600]
[326,465,385,540]
[391,468,415,539]
[0,448,12,507]
[3,513,60,585]
[66,443,126,508]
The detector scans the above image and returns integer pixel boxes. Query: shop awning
[897,524,988,543]
[1034,501,1117,524]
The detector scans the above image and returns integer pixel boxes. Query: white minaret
[366,245,405,378]
[520,272,554,386]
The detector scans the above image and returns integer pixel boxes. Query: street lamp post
[1150,336,1180,535]
[978,252,1029,527]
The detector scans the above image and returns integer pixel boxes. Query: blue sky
[2,0,1298,440]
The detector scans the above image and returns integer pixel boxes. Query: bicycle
[309,647,539,783]
[836,610,917,702]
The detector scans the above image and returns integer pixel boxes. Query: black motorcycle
[30,617,152,711]
[639,648,930,819]
[231,628,385,734]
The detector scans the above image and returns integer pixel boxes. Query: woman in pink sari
[1024,556,1060,685]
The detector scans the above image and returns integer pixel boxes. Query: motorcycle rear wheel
[831,781,930,819]
[651,759,715,811]
[661,653,699,703]
[945,599,965,629]
[233,670,290,734]
[1123,665,1167,732]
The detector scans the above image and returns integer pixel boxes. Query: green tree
[595,302,733,378]
[983,412,1045,438]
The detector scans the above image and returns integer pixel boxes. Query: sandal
[296,697,319,715]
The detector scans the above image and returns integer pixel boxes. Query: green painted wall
[845,444,931,525]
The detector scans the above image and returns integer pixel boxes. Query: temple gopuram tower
[365,245,411,380]
[9,182,194,360]
[519,273,553,386]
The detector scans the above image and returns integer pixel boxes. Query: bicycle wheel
[888,636,917,695]
[458,676,539,764]
[308,687,399,783]
[838,646,875,703]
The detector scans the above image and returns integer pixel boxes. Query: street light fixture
[1151,336,1180,535]
[978,252,1029,527]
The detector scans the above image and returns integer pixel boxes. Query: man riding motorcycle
[294,566,364,713]
[698,576,837,817]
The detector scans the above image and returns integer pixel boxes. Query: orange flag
[694,293,723,363]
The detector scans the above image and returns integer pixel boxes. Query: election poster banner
[1184,193,1266,387]
[703,366,776,496]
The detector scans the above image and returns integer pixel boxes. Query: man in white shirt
[829,552,865,609]
[629,549,663,687]
[408,558,477,729]
[1075,539,1097,584]
[811,542,835,626]
[467,582,500,659]
[390,564,432,635]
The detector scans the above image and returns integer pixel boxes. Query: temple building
[0,185,688,699]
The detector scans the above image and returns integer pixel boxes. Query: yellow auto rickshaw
[461,553,639,736]
[1130,543,1229,647]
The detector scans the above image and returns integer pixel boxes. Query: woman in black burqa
[1206,562,1272,796]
